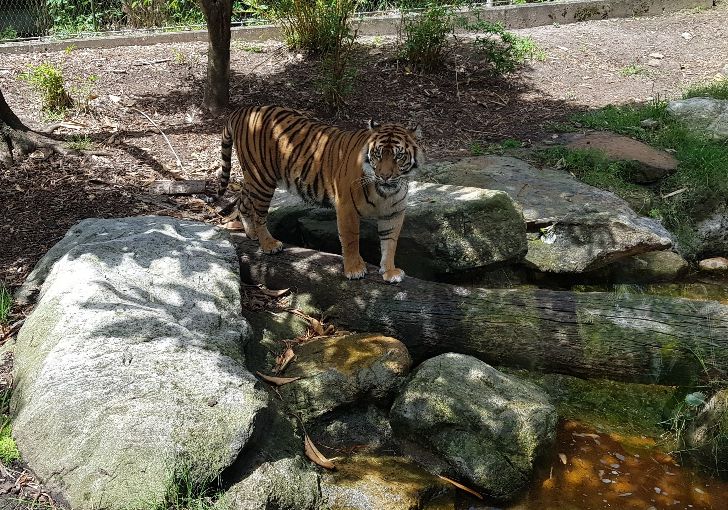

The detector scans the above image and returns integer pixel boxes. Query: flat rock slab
[390,353,557,501]
[562,131,678,183]
[12,216,268,510]
[279,333,411,422]
[268,181,527,279]
[667,97,728,140]
[422,156,673,273]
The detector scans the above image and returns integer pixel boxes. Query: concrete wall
[0,0,715,55]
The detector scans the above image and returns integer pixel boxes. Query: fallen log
[234,235,728,386]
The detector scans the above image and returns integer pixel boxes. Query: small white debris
[648,52,665,59]
[558,453,567,465]
[618,492,633,497]
[654,487,662,494]
[681,32,693,40]
[647,59,662,67]
[610,463,620,469]
[694,487,705,494]
[601,479,612,484]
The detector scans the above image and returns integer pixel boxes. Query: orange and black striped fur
[218,105,422,282]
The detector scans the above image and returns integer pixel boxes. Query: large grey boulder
[278,333,411,422]
[267,181,527,279]
[667,97,728,140]
[390,353,557,501]
[422,156,673,273]
[12,216,268,510]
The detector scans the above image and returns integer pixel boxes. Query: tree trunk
[0,88,67,166]
[198,0,232,112]
[234,235,728,386]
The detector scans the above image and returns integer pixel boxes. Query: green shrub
[19,62,72,114]
[318,31,359,109]
[0,26,17,41]
[465,19,545,75]
[252,0,360,55]
[400,2,454,72]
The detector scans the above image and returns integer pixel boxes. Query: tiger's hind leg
[237,188,258,241]
[244,183,283,254]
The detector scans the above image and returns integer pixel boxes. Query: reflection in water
[509,420,728,510]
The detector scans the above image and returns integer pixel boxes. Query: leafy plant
[0,26,17,41]
[19,62,72,114]
[465,18,545,76]
[252,0,361,55]
[318,29,359,109]
[70,74,98,114]
[400,2,454,72]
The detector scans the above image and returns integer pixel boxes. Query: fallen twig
[131,107,183,168]
[0,319,25,345]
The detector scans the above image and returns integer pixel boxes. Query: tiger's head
[363,121,423,195]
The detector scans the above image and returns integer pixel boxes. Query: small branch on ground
[131,107,183,168]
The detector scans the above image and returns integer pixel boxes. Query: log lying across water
[234,235,728,386]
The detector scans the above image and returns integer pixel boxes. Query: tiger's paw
[344,257,367,280]
[261,239,284,254]
[381,268,405,283]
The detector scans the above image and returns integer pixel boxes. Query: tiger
[218,105,422,283]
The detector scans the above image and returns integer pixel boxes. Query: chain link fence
[0,1,555,42]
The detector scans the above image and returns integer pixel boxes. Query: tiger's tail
[218,118,234,196]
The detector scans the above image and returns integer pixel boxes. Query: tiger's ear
[368,120,380,130]
[408,123,423,140]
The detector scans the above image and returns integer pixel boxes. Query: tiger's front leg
[378,212,405,283]
[336,203,367,279]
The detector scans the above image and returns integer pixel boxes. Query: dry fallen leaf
[274,347,295,374]
[260,287,290,298]
[437,475,483,500]
[255,371,301,386]
[304,434,335,470]
[558,453,567,465]
[224,220,245,231]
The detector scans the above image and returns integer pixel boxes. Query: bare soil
[1,3,727,291]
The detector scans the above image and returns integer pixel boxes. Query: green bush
[400,2,454,72]
[465,19,545,75]
[19,61,72,114]
[252,0,360,54]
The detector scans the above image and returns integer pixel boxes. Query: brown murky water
[511,420,728,510]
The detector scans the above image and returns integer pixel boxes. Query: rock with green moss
[279,333,411,422]
[11,216,269,510]
[422,156,673,273]
[588,250,689,283]
[217,456,322,510]
[267,181,527,280]
[390,353,557,501]
[687,389,728,477]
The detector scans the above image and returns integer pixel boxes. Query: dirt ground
[1,3,728,291]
